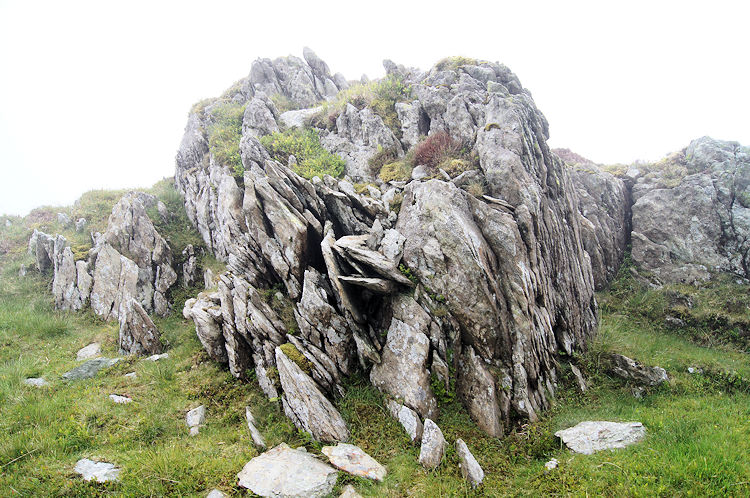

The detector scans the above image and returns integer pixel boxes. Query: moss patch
[279,343,312,375]
[260,128,345,180]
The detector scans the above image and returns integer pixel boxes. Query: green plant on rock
[260,128,345,180]
[206,102,245,178]
[279,343,313,375]
[379,161,412,183]
[435,56,479,72]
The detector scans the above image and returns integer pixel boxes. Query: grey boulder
[418,419,445,469]
[321,443,386,481]
[555,421,646,455]
[456,438,484,487]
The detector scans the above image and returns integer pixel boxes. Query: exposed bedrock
[176,49,599,439]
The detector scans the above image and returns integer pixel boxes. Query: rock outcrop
[176,50,599,439]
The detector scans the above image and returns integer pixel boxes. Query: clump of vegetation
[279,343,312,375]
[434,56,479,72]
[353,183,377,196]
[206,101,245,178]
[465,181,487,198]
[414,131,461,168]
[378,161,412,183]
[260,128,345,180]
[398,264,419,285]
[269,93,300,113]
[367,145,400,175]
[309,74,411,137]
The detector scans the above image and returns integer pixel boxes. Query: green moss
[260,128,346,180]
[438,158,472,177]
[378,161,412,183]
[279,343,312,375]
[206,102,245,178]
[397,264,419,285]
[353,183,377,196]
[484,122,501,131]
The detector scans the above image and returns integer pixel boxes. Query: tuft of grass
[206,102,245,178]
[260,128,345,180]
[278,343,312,375]
[434,56,479,72]
[379,161,413,183]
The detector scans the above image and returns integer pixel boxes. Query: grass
[260,128,346,180]
[2,199,750,495]
[206,102,245,178]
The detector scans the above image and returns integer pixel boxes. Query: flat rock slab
[109,394,132,404]
[146,353,169,361]
[555,421,646,455]
[322,443,386,481]
[74,458,121,482]
[24,377,50,387]
[245,406,267,448]
[76,342,102,360]
[237,443,338,497]
[62,358,119,380]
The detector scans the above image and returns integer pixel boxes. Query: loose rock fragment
[418,419,446,469]
[321,443,386,481]
[186,405,206,436]
[339,484,363,498]
[608,354,668,386]
[24,377,50,387]
[544,458,559,470]
[109,394,132,404]
[455,438,484,487]
[146,353,169,362]
[386,399,423,443]
[245,406,267,448]
[62,358,120,380]
[76,342,101,361]
[555,421,646,454]
[74,458,121,482]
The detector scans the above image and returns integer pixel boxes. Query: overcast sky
[1,0,748,215]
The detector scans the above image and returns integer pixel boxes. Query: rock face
[176,50,599,438]
[630,137,750,284]
[555,421,646,455]
[237,443,338,497]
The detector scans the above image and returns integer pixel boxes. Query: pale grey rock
[333,235,413,286]
[396,101,428,149]
[338,276,396,294]
[24,377,50,387]
[75,217,87,232]
[322,443,386,481]
[74,458,121,482]
[18,264,26,277]
[182,244,198,287]
[242,92,279,138]
[455,438,484,487]
[570,364,587,393]
[118,298,164,355]
[57,212,71,226]
[545,458,559,470]
[76,342,101,361]
[418,419,445,469]
[109,394,132,404]
[203,268,215,289]
[206,490,227,498]
[183,293,227,363]
[245,406,267,448]
[411,165,430,180]
[62,358,119,380]
[386,399,423,442]
[555,421,646,454]
[186,405,206,435]
[30,229,55,272]
[457,344,504,437]
[237,443,338,497]
[339,484,363,498]
[608,354,668,386]
[276,347,349,442]
[124,372,137,379]
[52,239,86,311]
[90,243,139,321]
[146,353,169,361]
[280,106,323,129]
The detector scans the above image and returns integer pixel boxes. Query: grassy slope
[1,191,750,496]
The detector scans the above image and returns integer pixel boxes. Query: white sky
[1,0,748,215]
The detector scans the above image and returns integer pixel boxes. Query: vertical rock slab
[90,243,139,321]
[118,298,164,355]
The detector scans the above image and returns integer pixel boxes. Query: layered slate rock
[321,443,386,481]
[555,421,646,454]
[608,353,668,386]
[177,50,599,439]
[631,137,750,284]
[237,443,338,497]
[62,358,120,380]
[118,298,164,355]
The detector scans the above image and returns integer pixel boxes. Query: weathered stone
[23,377,50,387]
[418,419,445,469]
[245,406,267,448]
[124,372,137,379]
[237,443,338,497]
[386,399,423,443]
[339,484,363,498]
[76,342,101,361]
[74,458,121,482]
[109,394,132,404]
[182,244,198,287]
[57,212,71,226]
[75,218,87,232]
[62,358,119,380]
[206,490,227,498]
[570,364,587,393]
[608,353,668,386]
[183,293,227,363]
[118,299,164,355]
[545,458,559,470]
[186,405,206,436]
[280,107,322,129]
[455,438,484,487]
[146,353,169,361]
[338,276,396,294]
[321,443,386,481]
[90,243,139,321]
[555,421,646,455]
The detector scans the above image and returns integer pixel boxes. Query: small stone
[206,490,227,498]
[18,264,27,277]
[570,364,587,393]
[189,426,200,437]
[688,366,703,374]
[62,358,120,381]
[74,458,121,482]
[146,353,169,361]
[109,394,132,404]
[386,399,423,442]
[186,405,206,430]
[455,438,484,487]
[608,353,668,386]
[24,377,50,387]
[237,443,338,497]
[418,419,445,469]
[204,268,215,289]
[555,421,646,455]
[339,484,363,498]
[76,342,101,361]
[124,372,137,379]
[245,406,267,448]
[75,218,87,232]
[322,443,386,481]
[544,458,559,470]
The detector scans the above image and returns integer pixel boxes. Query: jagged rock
[418,419,445,469]
[237,443,338,497]
[242,92,279,138]
[370,295,438,420]
[75,218,87,232]
[203,268,215,288]
[456,438,484,487]
[570,364,587,393]
[90,243,139,321]
[339,485,363,498]
[182,244,198,287]
[18,264,26,277]
[109,394,132,404]
[333,235,413,286]
[245,406,267,448]
[385,399,423,442]
[183,293,227,363]
[118,298,164,355]
[186,405,206,436]
[396,101,428,149]
[608,353,668,386]
[23,377,50,387]
[321,443,386,481]
[631,137,750,283]
[275,347,349,442]
[456,344,504,437]
[57,212,71,226]
[76,342,101,361]
[555,421,646,454]
[62,358,119,380]
[280,106,323,129]
[29,229,55,273]
[568,162,630,290]
[74,458,121,482]
[338,276,396,294]
[102,192,177,315]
